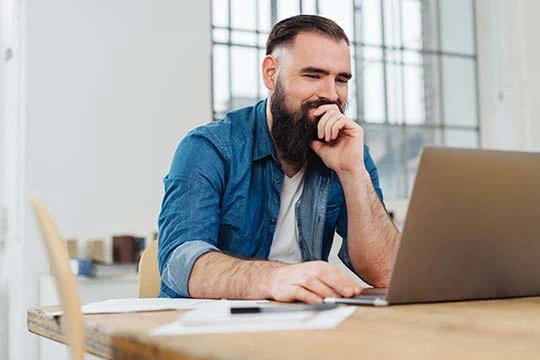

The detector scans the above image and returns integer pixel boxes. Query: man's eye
[304,74,319,79]
[337,78,348,84]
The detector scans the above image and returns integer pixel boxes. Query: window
[211,0,479,198]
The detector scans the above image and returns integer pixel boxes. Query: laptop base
[324,288,389,306]
[324,296,389,306]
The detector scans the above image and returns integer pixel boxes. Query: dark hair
[266,15,350,55]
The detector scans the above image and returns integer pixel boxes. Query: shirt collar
[253,98,278,162]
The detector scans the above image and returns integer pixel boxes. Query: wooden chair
[31,196,85,360]
[138,239,160,298]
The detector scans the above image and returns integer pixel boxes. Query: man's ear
[262,55,279,91]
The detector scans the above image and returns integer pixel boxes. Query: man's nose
[317,78,339,103]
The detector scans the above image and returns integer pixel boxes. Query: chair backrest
[138,239,160,298]
[31,196,85,360]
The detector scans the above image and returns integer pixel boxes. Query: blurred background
[1,0,540,359]
[213,0,479,200]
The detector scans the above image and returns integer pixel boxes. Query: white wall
[477,0,540,152]
[3,1,212,359]
[0,12,7,359]
[0,1,20,360]
[0,0,5,207]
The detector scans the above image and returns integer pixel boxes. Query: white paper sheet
[149,303,356,336]
[44,298,269,317]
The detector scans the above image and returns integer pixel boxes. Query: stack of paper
[150,302,356,336]
[43,298,356,335]
[44,298,269,317]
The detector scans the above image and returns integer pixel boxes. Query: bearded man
[157,15,400,303]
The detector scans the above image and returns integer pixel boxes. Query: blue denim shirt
[158,99,384,298]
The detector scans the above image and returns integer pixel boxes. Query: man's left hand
[310,104,365,174]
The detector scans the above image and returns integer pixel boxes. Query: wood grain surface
[28,297,540,360]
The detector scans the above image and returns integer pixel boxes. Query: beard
[270,80,346,169]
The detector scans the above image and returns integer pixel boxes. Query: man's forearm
[188,251,283,299]
[338,169,400,287]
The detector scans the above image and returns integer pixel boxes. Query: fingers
[271,262,362,304]
[328,118,347,142]
[317,110,339,141]
[316,108,351,142]
[291,286,323,304]
[302,276,340,299]
[312,104,341,117]
[309,263,362,298]
[323,113,342,142]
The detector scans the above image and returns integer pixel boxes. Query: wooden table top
[28,297,540,360]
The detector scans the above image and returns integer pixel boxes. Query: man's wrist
[257,261,285,299]
[336,167,371,186]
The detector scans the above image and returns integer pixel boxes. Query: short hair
[266,15,350,55]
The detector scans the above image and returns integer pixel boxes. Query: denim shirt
[158,99,384,298]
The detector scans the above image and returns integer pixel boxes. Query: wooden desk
[28,297,540,360]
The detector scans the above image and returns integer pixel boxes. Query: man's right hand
[269,261,362,304]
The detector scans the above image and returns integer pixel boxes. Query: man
[158,15,400,304]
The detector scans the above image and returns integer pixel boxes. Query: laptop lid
[386,147,540,305]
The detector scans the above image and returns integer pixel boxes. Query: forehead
[284,32,351,72]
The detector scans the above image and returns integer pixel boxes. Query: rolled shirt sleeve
[160,240,219,298]
[158,128,227,298]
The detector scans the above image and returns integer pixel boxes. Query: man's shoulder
[184,103,262,154]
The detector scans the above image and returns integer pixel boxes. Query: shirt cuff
[161,240,220,297]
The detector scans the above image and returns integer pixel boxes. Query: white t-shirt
[268,167,306,264]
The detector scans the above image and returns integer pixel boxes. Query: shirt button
[269,218,277,225]
[274,177,281,184]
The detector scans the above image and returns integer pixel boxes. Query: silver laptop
[325,147,540,306]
